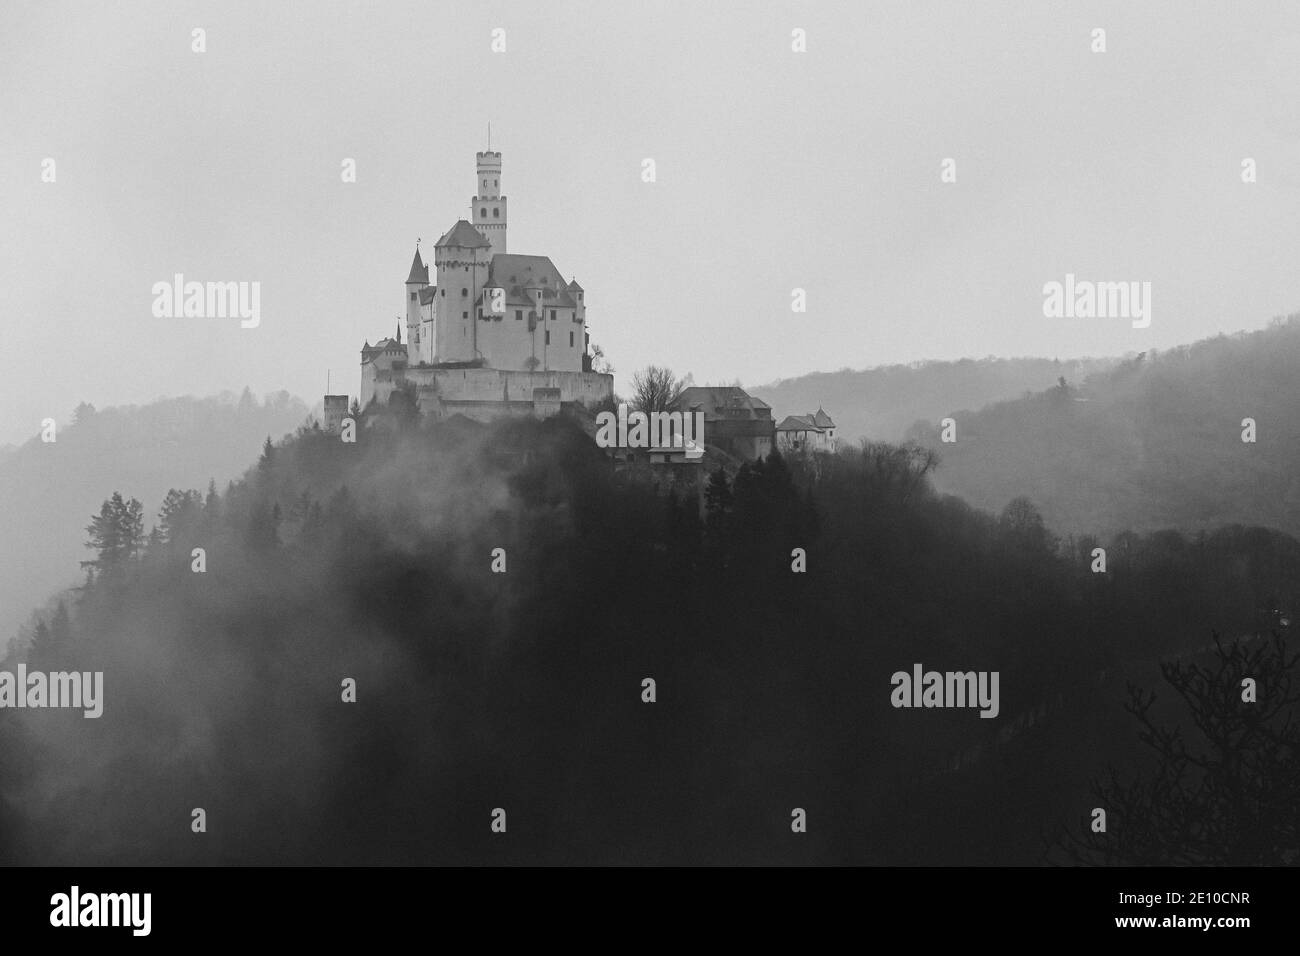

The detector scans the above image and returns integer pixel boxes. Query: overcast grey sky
[3,0,1299,447]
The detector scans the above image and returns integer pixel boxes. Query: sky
[2,0,1299,447]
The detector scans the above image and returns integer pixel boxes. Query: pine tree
[258,436,275,474]
[158,489,202,546]
[83,492,143,575]
[203,478,221,532]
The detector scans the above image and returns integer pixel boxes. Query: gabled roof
[406,247,429,284]
[812,407,834,428]
[487,254,578,309]
[676,386,771,418]
[435,220,490,249]
[361,336,405,363]
[775,414,822,432]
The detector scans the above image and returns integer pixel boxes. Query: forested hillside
[908,314,1300,539]
[2,404,1295,865]
[752,356,1117,443]
[0,390,310,653]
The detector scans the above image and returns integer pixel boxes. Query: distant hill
[751,356,1118,443]
[0,390,310,652]
[907,314,1300,539]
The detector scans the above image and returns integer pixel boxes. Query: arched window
[480,208,487,218]
[461,288,468,296]
[493,208,499,218]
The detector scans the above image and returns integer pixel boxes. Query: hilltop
[3,403,1297,865]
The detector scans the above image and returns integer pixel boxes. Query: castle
[358,149,613,422]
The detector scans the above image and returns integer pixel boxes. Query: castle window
[515,310,522,320]
[462,311,468,319]
[550,309,556,321]
[545,330,550,345]
[441,289,446,297]
[410,292,416,301]
[461,288,468,297]
[493,208,499,218]
[494,179,498,187]
[569,331,574,347]
[480,208,487,218]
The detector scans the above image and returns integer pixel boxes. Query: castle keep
[359,149,613,421]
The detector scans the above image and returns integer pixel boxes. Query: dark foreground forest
[1,406,1296,865]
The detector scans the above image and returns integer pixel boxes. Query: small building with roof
[673,386,775,461]
[775,407,838,454]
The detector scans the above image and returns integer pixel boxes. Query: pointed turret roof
[813,407,834,428]
[435,220,490,249]
[406,247,429,284]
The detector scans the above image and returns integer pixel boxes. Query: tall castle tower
[472,151,507,257]
[432,220,491,363]
[404,246,428,366]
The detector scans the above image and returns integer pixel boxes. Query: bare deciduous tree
[630,365,688,414]
[1049,632,1300,865]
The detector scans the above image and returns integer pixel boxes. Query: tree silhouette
[157,488,202,547]
[83,492,145,575]
[1051,632,1300,865]
[630,365,687,414]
